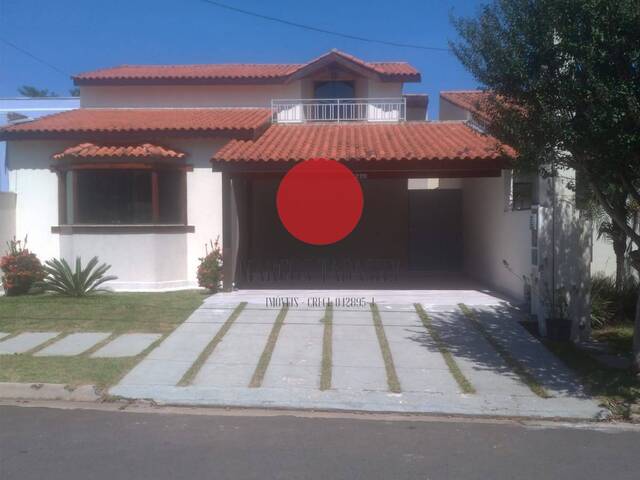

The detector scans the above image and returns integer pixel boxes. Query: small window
[70,169,185,225]
[511,172,537,211]
[513,181,533,210]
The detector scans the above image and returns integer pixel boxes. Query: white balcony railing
[271,98,406,123]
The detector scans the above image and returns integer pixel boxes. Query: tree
[451,0,640,371]
[68,87,80,96]
[17,85,59,97]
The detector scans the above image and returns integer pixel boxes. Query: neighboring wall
[462,173,531,302]
[0,191,16,253]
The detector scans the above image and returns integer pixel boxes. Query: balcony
[271,98,406,124]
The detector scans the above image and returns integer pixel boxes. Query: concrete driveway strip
[425,308,537,397]
[90,333,162,358]
[35,332,111,357]
[117,306,242,387]
[261,309,324,390]
[331,309,388,392]
[380,308,461,394]
[193,307,280,387]
[0,332,60,354]
[471,306,588,397]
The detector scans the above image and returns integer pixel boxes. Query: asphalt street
[0,404,638,480]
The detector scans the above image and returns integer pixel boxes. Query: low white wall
[59,232,190,291]
[0,192,16,254]
[462,173,531,302]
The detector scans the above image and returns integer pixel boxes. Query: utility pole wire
[0,36,70,77]
[199,0,452,52]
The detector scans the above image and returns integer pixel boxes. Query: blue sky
[0,0,484,119]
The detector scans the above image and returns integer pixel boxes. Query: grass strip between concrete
[320,303,333,391]
[178,302,247,387]
[458,303,551,398]
[413,303,476,395]
[370,303,402,393]
[249,305,289,388]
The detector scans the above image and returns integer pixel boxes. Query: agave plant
[39,257,117,296]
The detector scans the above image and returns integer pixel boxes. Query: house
[0,49,605,339]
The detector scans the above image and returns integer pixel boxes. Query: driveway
[111,289,604,419]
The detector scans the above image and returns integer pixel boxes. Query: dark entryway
[408,189,463,271]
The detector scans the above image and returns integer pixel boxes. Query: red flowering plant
[0,236,45,296]
[197,237,223,293]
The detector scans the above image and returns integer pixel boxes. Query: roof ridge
[441,89,488,94]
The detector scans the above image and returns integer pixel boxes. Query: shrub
[197,238,223,293]
[0,237,44,295]
[39,257,117,297]
[591,274,638,329]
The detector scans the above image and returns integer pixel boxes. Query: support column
[222,172,234,291]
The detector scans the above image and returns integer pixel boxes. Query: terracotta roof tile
[74,50,420,85]
[212,122,513,164]
[53,142,186,160]
[0,108,271,140]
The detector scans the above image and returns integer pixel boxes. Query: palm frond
[39,256,118,297]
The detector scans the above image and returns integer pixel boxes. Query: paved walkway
[0,332,161,357]
[111,290,604,419]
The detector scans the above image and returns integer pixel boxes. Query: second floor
[74,49,427,122]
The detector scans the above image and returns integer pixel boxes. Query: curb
[0,382,101,402]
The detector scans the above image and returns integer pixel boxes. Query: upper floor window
[314,81,355,99]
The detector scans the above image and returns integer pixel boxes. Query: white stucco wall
[80,84,304,108]
[0,191,16,254]
[58,232,188,290]
[166,138,225,283]
[462,173,531,302]
[367,80,403,98]
[6,140,64,261]
[591,233,617,277]
[439,98,472,121]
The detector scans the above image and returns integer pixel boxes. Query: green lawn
[0,290,207,389]
[0,290,206,334]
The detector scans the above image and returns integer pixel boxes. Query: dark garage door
[408,189,463,271]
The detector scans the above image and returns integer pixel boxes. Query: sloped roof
[53,142,186,160]
[73,50,421,85]
[212,122,512,166]
[0,108,271,140]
